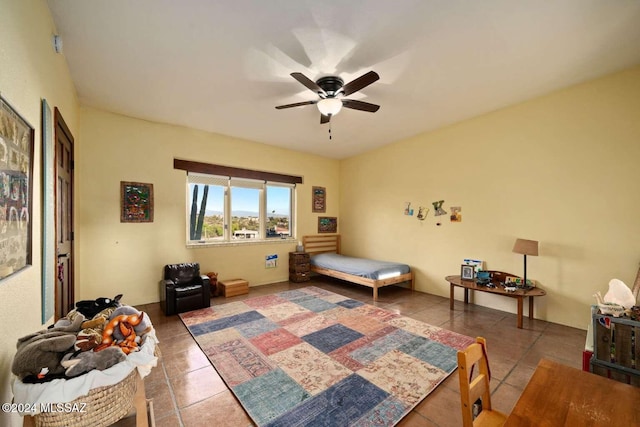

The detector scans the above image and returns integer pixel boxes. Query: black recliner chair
[160,263,211,315]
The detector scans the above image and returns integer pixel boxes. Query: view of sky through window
[189,184,291,216]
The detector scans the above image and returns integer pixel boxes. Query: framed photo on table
[461,264,475,281]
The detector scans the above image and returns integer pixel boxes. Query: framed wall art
[312,186,326,213]
[318,216,337,233]
[121,181,154,222]
[0,95,34,281]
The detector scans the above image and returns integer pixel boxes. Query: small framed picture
[121,181,154,222]
[461,264,475,281]
[318,216,337,233]
[312,186,326,213]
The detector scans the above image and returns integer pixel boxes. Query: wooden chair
[457,337,508,427]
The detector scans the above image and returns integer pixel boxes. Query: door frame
[54,107,75,320]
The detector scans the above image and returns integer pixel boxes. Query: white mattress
[310,253,410,280]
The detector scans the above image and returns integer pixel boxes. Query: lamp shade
[512,238,539,256]
[317,98,342,116]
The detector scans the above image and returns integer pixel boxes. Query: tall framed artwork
[0,95,34,280]
[41,99,55,322]
[121,181,154,222]
[312,186,326,213]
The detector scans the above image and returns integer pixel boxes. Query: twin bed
[302,234,414,300]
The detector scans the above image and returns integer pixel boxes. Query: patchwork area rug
[180,286,473,426]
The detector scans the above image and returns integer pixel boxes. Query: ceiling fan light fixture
[317,98,342,116]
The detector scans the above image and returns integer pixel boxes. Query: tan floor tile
[143,360,167,386]
[153,412,182,427]
[407,304,460,327]
[439,371,460,391]
[397,410,438,426]
[180,390,254,427]
[163,345,211,378]
[491,382,523,415]
[154,319,189,340]
[503,362,536,390]
[485,352,519,381]
[169,365,228,408]
[158,334,202,357]
[144,379,177,419]
[414,385,462,426]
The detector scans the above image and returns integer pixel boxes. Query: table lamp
[512,238,538,287]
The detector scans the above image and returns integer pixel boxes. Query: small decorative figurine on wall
[404,202,414,216]
[417,206,428,220]
[450,206,462,222]
[432,200,447,216]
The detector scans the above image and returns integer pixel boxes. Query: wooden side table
[446,271,546,328]
[289,251,310,282]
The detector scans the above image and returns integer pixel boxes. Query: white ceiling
[46,0,640,159]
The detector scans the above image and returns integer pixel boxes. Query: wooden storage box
[219,279,249,297]
[591,306,640,386]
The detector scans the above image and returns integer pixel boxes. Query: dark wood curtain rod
[174,159,303,184]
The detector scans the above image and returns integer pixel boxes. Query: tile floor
[114,278,587,427]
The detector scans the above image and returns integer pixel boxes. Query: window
[266,184,292,239]
[187,173,295,244]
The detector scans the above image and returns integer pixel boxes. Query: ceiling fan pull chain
[329,122,332,140]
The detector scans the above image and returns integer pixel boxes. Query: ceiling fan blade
[275,100,316,109]
[342,99,380,113]
[341,71,379,96]
[291,72,325,95]
[320,114,330,124]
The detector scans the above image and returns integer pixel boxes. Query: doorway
[54,108,74,319]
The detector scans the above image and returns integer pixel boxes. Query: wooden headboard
[303,235,341,255]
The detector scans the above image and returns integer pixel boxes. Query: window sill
[187,238,297,249]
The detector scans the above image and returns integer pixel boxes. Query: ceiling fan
[275,71,380,124]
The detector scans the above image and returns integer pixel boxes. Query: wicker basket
[289,262,310,273]
[289,252,310,263]
[34,368,137,427]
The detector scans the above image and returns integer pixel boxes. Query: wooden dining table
[505,358,640,426]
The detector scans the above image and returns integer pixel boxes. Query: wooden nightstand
[289,251,310,282]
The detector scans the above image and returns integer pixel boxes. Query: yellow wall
[0,0,79,424]
[340,66,640,330]
[77,107,340,305]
